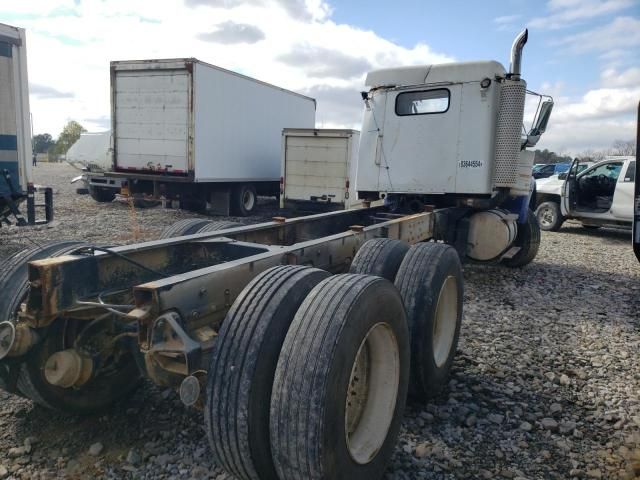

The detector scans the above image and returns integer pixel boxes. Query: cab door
[610,160,635,220]
[560,158,580,216]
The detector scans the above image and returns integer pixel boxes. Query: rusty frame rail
[20,206,434,385]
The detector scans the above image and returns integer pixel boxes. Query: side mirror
[524,100,554,148]
[558,172,567,180]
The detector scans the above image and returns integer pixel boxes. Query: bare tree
[609,139,636,156]
[576,149,606,162]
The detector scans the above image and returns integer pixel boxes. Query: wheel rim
[242,190,255,211]
[432,275,458,368]
[345,322,399,464]
[538,206,555,228]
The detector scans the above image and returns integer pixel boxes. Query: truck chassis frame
[18,206,433,387]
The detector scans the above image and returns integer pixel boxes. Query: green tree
[53,120,87,155]
[32,133,55,153]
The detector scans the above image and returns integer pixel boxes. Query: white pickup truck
[535,156,635,231]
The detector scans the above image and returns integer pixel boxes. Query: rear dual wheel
[352,239,464,401]
[206,238,465,479]
[206,267,410,480]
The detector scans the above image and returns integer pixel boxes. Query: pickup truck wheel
[232,184,257,216]
[197,221,243,233]
[535,201,564,231]
[502,212,541,268]
[159,218,212,239]
[270,274,409,480]
[205,265,329,480]
[395,242,463,401]
[349,238,409,281]
[88,186,116,203]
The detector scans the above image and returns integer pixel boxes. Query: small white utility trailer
[105,58,316,215]
[280,128,362,211]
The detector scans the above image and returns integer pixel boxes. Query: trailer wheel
[197,221,243,233]
[205,265,329,480]
[232,184,257,216]
[349,238,409,281]
[502,211,541,268]
[535,201,564,231]
[88,186,116,203]
[159,218,212,239]
[394,242,463,401]
[270,274,410,480]
[0,242,141,411]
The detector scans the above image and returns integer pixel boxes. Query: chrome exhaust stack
[509,29,528,80]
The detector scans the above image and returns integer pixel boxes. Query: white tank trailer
[357,29,553,265]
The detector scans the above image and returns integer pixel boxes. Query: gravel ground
[0,163,638,480]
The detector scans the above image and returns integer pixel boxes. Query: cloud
[197,21,265,44]
[528,0,635,29]
[533,78,638,154]
[555,16,640,53]
[29,83,74,99]
[493,14,523,31]
[278,45,372,79]
[301,84,362,127]
[600,66,640,88]
[184,0,330,21]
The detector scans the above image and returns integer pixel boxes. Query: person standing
[32,152,37,166]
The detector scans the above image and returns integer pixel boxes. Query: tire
[535,201,564,231]
[349,238,409,281]
[232,184,257,216]
[89,186,116,203]
[76,187,89,195]
[502,212,541,268]
[205,266,330,480]
[270,274,410,480]
[159,218,212,239]
[394,242,463,401]
[197,221,244,233]
[0,241,141,412]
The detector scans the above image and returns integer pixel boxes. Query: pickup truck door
[560,158,580,216]
[610,160,635,220]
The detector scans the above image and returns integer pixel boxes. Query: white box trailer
[107,58,316,215]
[280,129,362,211]
[66,131,111,172]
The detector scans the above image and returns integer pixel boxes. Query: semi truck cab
[356,29,553,266]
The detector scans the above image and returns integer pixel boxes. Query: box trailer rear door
[284,135,350,206]
[114,68,190,174]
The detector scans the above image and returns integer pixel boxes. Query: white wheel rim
[432,275,458,368]
[345,322,399,464]
[538,207,555,227]
[242,190,255,211]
